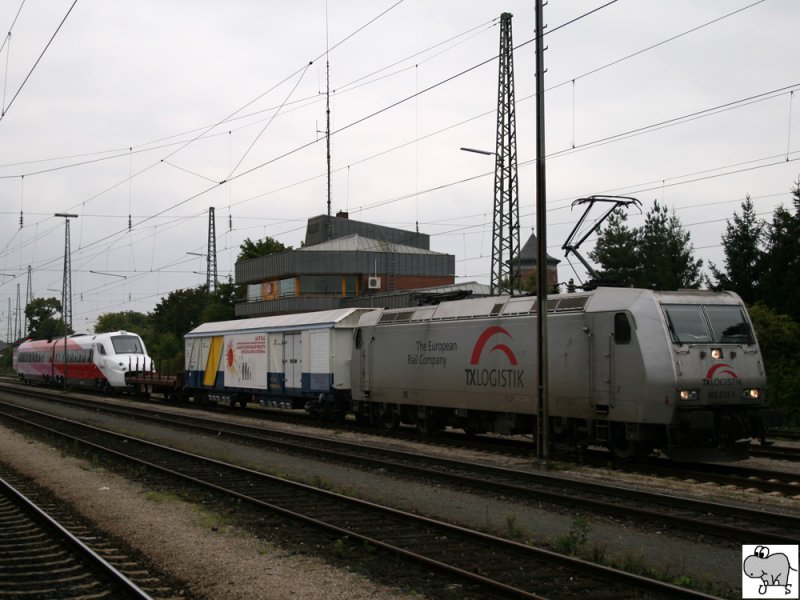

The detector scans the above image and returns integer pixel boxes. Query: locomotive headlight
[711,348,723,360]
[744,388,760,400]
[679,389,698,401]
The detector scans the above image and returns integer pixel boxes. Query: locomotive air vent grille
[379,313,398,323]
[554,296,588,312]
[529,299,558,314]
[490,303,504,316]
[393,311,415,322]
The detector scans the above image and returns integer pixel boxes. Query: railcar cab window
[111,335,143,354]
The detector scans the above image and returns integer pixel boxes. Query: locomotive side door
[588,313,613,410]
[284,333,302,390]
[353,328,370,396]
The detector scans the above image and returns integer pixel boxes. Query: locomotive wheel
[608,426,646,460]
[354,412,371,427]
[416,418,435,436]
[381,410,400,431]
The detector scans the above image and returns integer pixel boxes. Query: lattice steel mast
[491,12,520,295]
[207,207,218,293]
[25,265,32,337]
[55,213,77,332]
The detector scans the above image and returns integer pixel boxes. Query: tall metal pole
[55,212,77,391]
[534,0,550,463]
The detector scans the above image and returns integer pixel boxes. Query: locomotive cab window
[662,305,712,344]
[705,305,754,345]
[614,313,631,344]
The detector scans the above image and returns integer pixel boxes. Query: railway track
[0,398,721,600]
[5,375,798,465]
[4,387,800,546]
[0,471,157,599]
[748,443,800,462]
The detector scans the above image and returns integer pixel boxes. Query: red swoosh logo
[705,363,738,379]
[470,326,518,365]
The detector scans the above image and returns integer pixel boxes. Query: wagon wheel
[380,408,400,432]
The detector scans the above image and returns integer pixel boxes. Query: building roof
[297,234,445,256]
[519,232,560,266]
[304,214,430,249]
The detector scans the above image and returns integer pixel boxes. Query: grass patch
[555,514,591,556]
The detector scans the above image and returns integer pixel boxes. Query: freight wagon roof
[185,307,374,338]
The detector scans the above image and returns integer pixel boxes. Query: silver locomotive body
[350,287,774,457]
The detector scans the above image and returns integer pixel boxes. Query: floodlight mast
[561,195,641,283]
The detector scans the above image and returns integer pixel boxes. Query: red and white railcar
[15,331,152,389]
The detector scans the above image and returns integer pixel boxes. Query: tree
[201,280,237,323]
[748,303,800,425]
[237,236,289,262]
[150,286,210,340]
[95,311,150,335]
[759,178,800,321]
[589,200,702,289]
[637,200,703,289]
[25,297,70,340]
[588,209,641,285]
[709,196,765,304]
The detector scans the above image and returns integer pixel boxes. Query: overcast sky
[1,0,798,335]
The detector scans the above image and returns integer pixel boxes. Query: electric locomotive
[349,287,779,459]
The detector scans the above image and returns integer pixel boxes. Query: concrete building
[235,213,460,317]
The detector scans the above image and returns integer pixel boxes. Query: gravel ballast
[3,394,794,598]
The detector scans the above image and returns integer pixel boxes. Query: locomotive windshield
[705,305,754,344]
[663,304,754,345]
[111,335,144,354]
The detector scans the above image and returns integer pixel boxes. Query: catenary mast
[491,12,520,295]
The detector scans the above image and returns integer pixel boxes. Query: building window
[279,277,296,298]
[344,276,358,296]
[299,275,341,295]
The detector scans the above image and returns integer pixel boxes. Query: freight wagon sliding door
[285,333,302,390]
[309,330,330,390]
